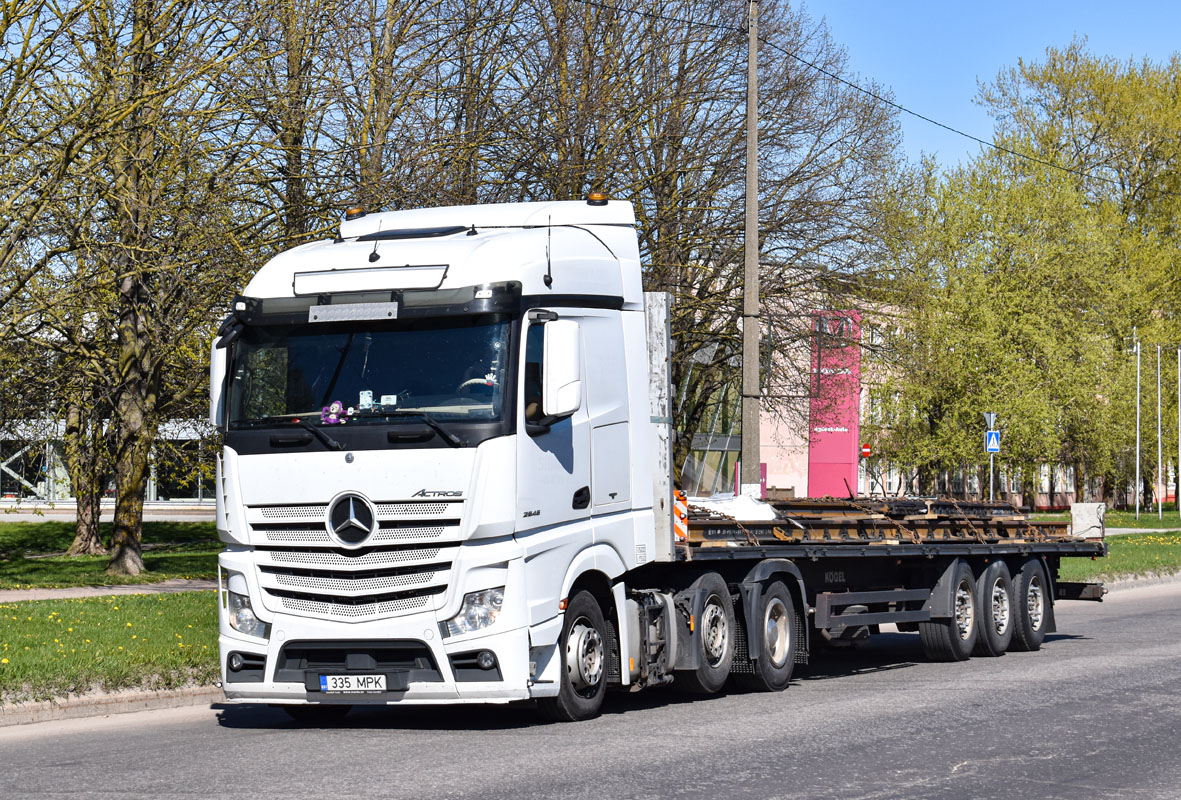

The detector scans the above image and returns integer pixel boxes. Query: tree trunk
[63,401,107,556]
[107,419,152,575]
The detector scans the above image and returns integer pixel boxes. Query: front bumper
[220,612,532,705]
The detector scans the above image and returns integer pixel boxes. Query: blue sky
[808,1,1181,167]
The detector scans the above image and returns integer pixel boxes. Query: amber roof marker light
[586,191,608,206]
[345,205,366,220]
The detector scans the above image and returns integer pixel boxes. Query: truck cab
[211,199,662,718]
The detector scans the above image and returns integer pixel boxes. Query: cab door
[515,312,592,531]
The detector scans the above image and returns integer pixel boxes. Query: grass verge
[1059,531,1181,582]
[1032,510,1181,529]
[0,592,219,704]
[0,522,219,589]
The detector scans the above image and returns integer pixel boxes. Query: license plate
[320,674,386,693]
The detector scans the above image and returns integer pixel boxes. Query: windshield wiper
[292,417,347,451]
[388,411,465,447]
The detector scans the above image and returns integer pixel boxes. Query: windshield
[228,315,511,428]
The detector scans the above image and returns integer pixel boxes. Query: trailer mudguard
[1034,555,1057,633]
[739,560,809,660]
[923,558,964,619]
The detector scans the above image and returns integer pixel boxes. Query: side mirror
[210,337,227,428]
[542,320,582,419]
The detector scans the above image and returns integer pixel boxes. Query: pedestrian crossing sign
[985,430,1000,453]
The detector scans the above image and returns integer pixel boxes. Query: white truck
[210,197,1105,721]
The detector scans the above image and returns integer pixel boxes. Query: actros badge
[412,489,463,498]
[327,493,377,546]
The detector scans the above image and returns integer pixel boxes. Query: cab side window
[523,322,544,423]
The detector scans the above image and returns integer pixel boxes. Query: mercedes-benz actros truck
[210,197,1105,721]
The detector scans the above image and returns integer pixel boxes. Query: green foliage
[0,593,218,704]
[869,40,1181,498]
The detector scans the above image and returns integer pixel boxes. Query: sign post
[984,414,1000,502]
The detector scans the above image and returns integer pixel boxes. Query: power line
[569,0,1171,197]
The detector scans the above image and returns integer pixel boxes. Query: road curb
[0,685,223,728]
[1104,570,1181,592]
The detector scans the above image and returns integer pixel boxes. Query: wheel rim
[954,581,975,641]
[1028,575,1045,631]
[990,577,1011,635]
[763,597,791,668]
[566,617,603,696]
[701,596,730,668]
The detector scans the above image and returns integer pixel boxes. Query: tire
[973,561,1014,657]
[675,572,735,694]
[919,562,978,661]
[732,581,796,692]
[1011,558,1049,652]
[538,590,608,722]
[278,703,352,724]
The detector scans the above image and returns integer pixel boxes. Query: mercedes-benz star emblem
[327,494,376,546]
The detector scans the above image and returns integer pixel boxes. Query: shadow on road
[211,630,1049,729]
[795,631,923,681]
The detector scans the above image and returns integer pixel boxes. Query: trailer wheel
[675,572,735,694]
[1011,558,1049,652]
[919,562,978,661]
[733,581,796,692]
[538,590,608,722]
[973,561,1014,657]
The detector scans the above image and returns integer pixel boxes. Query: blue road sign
[985,430,1001,453]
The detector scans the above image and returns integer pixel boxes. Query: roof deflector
[353,225,467,242]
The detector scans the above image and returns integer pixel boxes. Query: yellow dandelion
[1,658,8,664]
[126,622,132,627]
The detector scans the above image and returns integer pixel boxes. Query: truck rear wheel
[538,590,608,722]
[733,581,796,692]
[919,562,978,661]
[675,572,735,694]
[973,561,1014,657]
[1011,558,1049,652]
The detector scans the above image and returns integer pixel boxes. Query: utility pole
[1176,347,1179,521]
[739,0,761,498]
[1135,336,1141,519]
[1158,345,1163,520]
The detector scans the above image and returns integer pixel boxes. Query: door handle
[572,486,590,510]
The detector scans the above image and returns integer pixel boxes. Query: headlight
[222,569,270,639]
[228,591,269,638]
[443,587,505,637]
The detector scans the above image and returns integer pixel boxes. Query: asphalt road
[3,582,1179,800]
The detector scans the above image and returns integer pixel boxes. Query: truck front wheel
[919,562,978,661]
[538,590,608,722]
[733,581,796,692]
[675,572,735,694]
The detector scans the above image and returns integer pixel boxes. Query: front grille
[247,500,463,622]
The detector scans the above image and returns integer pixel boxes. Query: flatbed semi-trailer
[211,198,1106,721]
